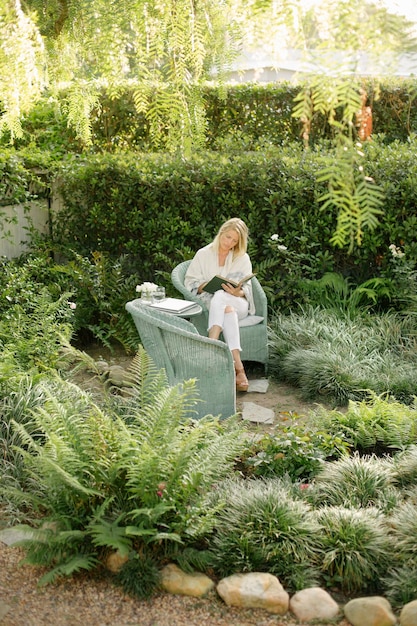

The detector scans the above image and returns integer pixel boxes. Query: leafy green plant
[313,394,417,454]
[380,242,417,312]
[239,424,348,481]
[114,551,161,599]
[314,505,391,593]
[60,251,142,353]
[0,289,76,372]
[250,232,333,315]
[2,347,246,591]
[299,271,392,315]
[0,249,141,354]
[206,477,321,591]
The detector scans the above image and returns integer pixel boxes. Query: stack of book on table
[149,298,198,314]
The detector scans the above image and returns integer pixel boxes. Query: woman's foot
[235,366,249,392]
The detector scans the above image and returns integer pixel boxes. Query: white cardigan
[184,243,256,315]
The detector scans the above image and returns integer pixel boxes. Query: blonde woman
[185,218,255,391]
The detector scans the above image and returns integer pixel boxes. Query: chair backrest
[171,260,206,308]
[171,259,268,319]
[125,298,236,419]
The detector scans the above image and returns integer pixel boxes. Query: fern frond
[37,554,99,586]
[89,515,132,556]
[122,346,168,404]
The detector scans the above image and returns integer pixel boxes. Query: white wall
[0,200,50,258]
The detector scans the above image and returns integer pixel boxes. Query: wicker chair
[125,298,236,419]
[171,260,269,369]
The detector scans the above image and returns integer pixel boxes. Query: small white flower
[68,301,77,310]
[270,234,279,241]
[389,243,405,258]
[277,244,288,251]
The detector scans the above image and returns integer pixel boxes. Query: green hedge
[51,139,417,306]
[6,80,417,154]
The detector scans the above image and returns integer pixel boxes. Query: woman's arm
[184,247,213,294]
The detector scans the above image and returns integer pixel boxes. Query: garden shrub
[45,137,417,312]
[313,394,417,454]
[239,423,348,481]
[3,135,417,319]
[206,477,321,591]
[0,251,140,353]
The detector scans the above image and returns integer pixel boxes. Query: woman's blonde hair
[213,217,248,258]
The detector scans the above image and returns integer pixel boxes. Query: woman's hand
[222,282,244,297]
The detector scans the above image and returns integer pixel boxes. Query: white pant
[208,291,249,352]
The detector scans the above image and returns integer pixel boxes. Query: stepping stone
[247,378,269,393]
[0,526,34,546]
[242,402,274,424]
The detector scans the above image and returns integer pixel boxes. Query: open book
[203,273,255,295]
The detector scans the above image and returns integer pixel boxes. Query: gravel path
[0,543,352,626]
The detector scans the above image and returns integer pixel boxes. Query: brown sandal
[235,366,249,392]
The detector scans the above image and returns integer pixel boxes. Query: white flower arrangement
[136,282,158,299]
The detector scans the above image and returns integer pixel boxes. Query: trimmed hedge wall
[52,139,417,304]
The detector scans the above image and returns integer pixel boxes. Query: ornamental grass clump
[268,307,417,406]
[314,506,392,593]
[383,502,417,606]
[392,445,417,489]
[308,452,399,512]
[206,477,321,591]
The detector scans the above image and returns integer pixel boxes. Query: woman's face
[219,228,239,252]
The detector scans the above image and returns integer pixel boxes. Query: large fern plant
[2,347,245,589]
